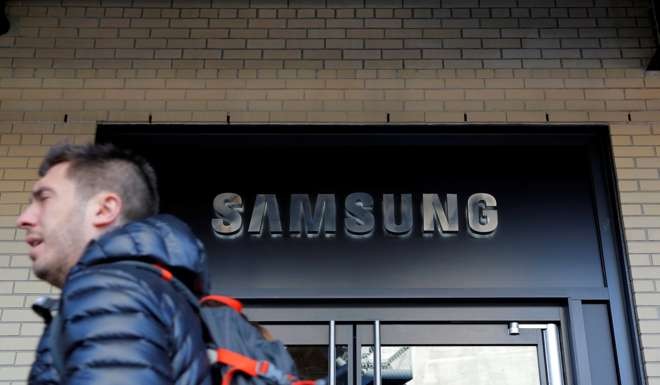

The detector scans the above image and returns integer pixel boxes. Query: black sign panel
[97,125,610,298]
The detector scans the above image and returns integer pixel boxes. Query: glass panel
[361,346,541,385]
[288,345,349,385]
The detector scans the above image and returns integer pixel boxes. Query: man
[17,143,212,385]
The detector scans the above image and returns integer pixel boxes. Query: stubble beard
[34,207,88,288]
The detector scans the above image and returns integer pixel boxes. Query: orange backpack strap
[200,295,244,313]
[212,348,271,385]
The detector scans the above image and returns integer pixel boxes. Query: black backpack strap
[110,260,201,311]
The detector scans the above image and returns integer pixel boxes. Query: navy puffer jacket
[28,215,213,385]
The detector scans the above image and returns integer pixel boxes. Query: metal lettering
[248,194,282,237]
[212,192,243,238]
[383,194,413,236]
[422,193,458,236]
[344,192,375,238]
[467,193,498,236]
[289,194,336,238]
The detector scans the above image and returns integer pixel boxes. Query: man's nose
[16,204,36,229]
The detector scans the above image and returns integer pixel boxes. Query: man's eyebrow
[29,187,54,202]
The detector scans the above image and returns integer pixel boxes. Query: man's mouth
[26,236,43,248]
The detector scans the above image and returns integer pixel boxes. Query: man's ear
[89,192,123,229]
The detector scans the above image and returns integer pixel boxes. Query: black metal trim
[649,50,660,71]
[649,0,660,70]
[0,0,8,36]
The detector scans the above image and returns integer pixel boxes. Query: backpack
[44,260,325,385]
[126,261,324,385]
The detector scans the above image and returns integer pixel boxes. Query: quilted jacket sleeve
[57,266,175,385]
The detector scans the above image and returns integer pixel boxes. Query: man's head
[16,143,159,287]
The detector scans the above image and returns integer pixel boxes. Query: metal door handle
[329,320,336,385]
[374,320,381,385]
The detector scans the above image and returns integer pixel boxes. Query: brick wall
[0,0,660,384]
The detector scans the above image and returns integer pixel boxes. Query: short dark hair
[39,143,159,223]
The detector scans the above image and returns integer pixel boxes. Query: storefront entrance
[97,124,643,385]
[247,304,567,385]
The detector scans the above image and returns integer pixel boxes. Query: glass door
[356,323,551,385]
[264,323,353,385]
[263,321,564,385]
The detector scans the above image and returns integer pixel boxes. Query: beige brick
[207,101,248,111]
[484,79,524,88]
[589,112,629,122]
[632,112,660,122]
[0,193,29,205]
[0,295,23,307]
[613,146,656,157]
[191,112,228,121]
[530,99,566,110]
[107,111,151,122]
[0,267,29,280]
[226,90,267,100]
[304,90,344,100]
[0,181,24,192]
[638,158,660,168]
[42,79,83,88]
[21,323,46,336]
[0,352,14,365]
[0,135,19,145]
[282,101,323,111]
[642,182,660,191]
[306,112,348,122]
[149,111,191,122]
[625,216,660,228]
[84,79,124,89]
[1,101,42,112]
[445,79,484,88]
[585,89,624,100]
[345,111,387,123]
[21,89,63,100]
[320,100,361,112]
[405,101,443,111]
[424,112,464,122]
[365,79,405,89]
[618,169,659,180]
[165,100,206,111]
[545,89,584,99]
[1,309,39,323]
[465,90,505,100]
[468,112,507,122]
[616,157,635,168]
[631,253,652,266]
[104,90,145,100]
[404,79,445,89]
[611,124,652,135]
[185,90,226,100]
[626,89,660,99]
[0,158,27,168]
[505,89,544,100]
[549,111,589,122]
[607,100,646,111]
[445,101,483,111]
[282,79,324,89]
[425,90,465,100]
[265,90,304,100]
[12,281,52,294]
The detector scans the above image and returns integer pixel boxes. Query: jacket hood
[72,214,210,295]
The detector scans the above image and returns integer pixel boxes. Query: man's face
[16,162,92,288]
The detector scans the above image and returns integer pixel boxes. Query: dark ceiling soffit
[0,0,8,36]
[649,0,660,70]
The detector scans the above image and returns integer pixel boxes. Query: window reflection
[361,346,540,385]
[287,345,349,385]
